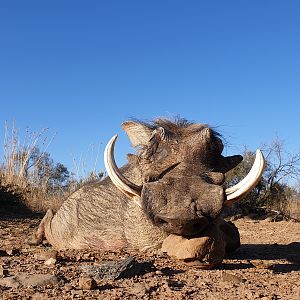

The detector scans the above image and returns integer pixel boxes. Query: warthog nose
[196,185,225,219]
[154,215,210,236]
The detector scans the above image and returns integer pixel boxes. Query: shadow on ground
[0,189,43,220]
[232,242,300,261]
[221,242,300,273]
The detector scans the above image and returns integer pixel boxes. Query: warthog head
[105,118,264,238]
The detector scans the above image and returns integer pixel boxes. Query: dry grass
[0,122,64,212]
[279,197,300,221]
[0,122,104,213]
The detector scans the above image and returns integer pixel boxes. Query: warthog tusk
[104,135,142,199]
[225,149,265,205]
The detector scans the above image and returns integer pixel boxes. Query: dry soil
[0,213,299,300]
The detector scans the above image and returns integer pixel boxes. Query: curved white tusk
[226,149,263,194]
[104,135,142,199]
[225,149,265,205]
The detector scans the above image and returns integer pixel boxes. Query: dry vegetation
[278,195,300,221]
[226,141,300,221]
[0,122,71,213]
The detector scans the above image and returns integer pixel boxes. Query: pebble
[250,260,274,269]
[44,258,57,266]
[222,272,245,284]
[167,279,185,291]
[34,250,57,261]
[82,253,91,260]
[78,277,97,290]
[64,283,73,291]
[131,282,148,295]
[76,254,82,261]
[6,248,20,255]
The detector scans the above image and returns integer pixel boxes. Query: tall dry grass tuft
[278,197,300,221]
[0,122,63,212]
[0,122,105,214]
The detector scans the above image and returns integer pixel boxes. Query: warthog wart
[28,118,265,266]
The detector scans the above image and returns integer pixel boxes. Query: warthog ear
[141,127,170,159]
[122,121,153,147]
[216,155,243,173]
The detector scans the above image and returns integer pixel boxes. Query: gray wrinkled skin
[29,118,242,254]
[34,166,166,251]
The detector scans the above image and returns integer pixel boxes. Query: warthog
[29,118,264,267]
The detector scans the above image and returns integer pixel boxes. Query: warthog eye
[155,162,181,180]
[154,216,168,226]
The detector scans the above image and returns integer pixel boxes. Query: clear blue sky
[1,1,300,177]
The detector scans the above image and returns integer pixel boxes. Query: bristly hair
[153,116,194,131]
[130,116,194,130]
[128,116,223,141]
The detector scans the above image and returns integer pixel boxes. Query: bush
[226,139,300,218]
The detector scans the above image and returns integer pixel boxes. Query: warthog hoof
[25,234,44,246]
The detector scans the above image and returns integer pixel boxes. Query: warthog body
[30,118,264,265]
[34,167,167,251]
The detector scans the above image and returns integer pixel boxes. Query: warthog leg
[219,220,241,254]
[26,209,54,246]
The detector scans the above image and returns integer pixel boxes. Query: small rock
[34,250,57,261]
[44,258,57,266]
[82,253,91,260]
[131,282,147,295]
[80,256,142,280]
[222,272,245,284]
[167,279,185,291]
[273,214,284,222]
[78,277,97,290]
[162,234,209,260]
[76,254,82,261]
[250,260,274,269]
[182,259,217,269]
[6,248,20,256]
[64,283,73,291]
[161,233,225,266]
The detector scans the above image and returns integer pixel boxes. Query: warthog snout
[141,179,226,236]
[154,214,210,236]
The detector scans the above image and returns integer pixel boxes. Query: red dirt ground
[0,214,299,299]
